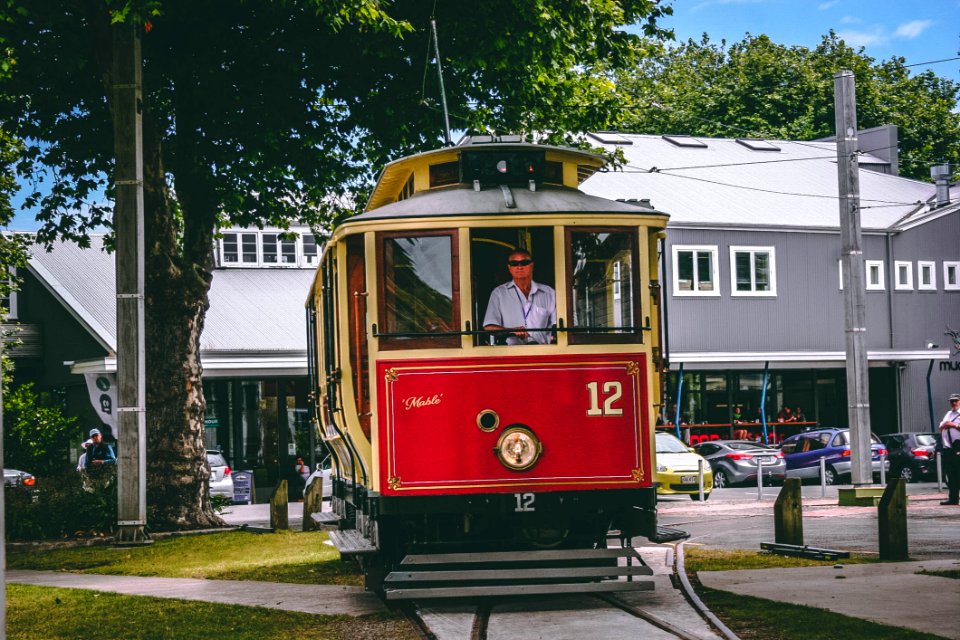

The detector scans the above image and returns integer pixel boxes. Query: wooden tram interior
[305,136,671,598]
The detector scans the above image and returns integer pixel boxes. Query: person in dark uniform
[938,393,960,506]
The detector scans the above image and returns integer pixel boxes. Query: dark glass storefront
[202,377,322,501]
[661,368,897,445]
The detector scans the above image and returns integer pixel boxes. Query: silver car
[693,440,786,488]
[206,450,234,498]
[4,468,36,489]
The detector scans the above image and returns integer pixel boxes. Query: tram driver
[482,249,556,345]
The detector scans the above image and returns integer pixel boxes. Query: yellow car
[655,432,713,500]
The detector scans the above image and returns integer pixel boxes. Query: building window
[302,233,319,266]
[865,260,884,290]
[262,234,297,265]
[672,245,719,297]
[917,261,936,290]
[221,232,258,265]
[894,261,913,291]
[945,262,960,291]
[1,266,17,320]
[729,246,776,296]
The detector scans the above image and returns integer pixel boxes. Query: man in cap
[938,393,960,505]
[84,428,116,469]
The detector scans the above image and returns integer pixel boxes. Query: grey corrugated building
[7,230,318,493]
[581,129,958,442]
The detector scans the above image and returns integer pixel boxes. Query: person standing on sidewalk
[938,393,960,506]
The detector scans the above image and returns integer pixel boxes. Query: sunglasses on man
[508,259,533,267]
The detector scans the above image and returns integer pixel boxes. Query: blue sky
[7,1,959,231]
[659,0,959,78]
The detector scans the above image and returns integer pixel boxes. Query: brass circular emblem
[476,409,500,432]
[494,425,542,471]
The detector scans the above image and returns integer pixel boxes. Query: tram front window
[568,229,639,344]
[379,231,460,349]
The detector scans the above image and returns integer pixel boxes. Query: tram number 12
[514,493,535,512]
[586,381,624,417]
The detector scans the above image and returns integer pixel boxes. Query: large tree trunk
[141,117,223,529]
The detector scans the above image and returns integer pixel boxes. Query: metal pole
[697,458,705,501]
[879,453,886,485]
[926,359,936,433]
[674,363,684,440]
[760,362,770,444]
[430,20,452,146]
[834,70,873,487]
[113,22,148,543]
[936,453,943,491]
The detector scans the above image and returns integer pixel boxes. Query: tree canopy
[0,0,672,528]
[614,33,960,181]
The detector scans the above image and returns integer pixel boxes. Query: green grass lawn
[7,530,421,639]
[8,530,362,586]
[682,546,877,572]
[7,584,418,640]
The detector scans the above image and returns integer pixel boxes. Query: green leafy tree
[616,32,960,180]
[0,0,670,528]
[3,383,77,476]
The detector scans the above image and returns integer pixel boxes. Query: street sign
[232,470,254,505]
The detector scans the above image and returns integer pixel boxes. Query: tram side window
[566,229,640,344]
[379,231,460,350]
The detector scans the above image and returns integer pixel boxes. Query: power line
[903,56,960,69]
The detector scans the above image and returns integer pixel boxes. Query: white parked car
[206,450,234,499]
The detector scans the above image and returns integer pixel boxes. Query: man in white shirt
[938,393,960,505]
[483,249,556,345]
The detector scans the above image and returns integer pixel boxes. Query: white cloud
[836,28,886,47]
[818,1,838,9]
[839,15,861,24]
[894,20,933,39]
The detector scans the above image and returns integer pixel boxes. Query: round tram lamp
[495,425,542,471]
[496,159,508,173]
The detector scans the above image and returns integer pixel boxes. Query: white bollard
[756,456,764,501]
[937,453,943,491]
[698,458,705,502]
[820,456,827,497]
[880,453,887,486]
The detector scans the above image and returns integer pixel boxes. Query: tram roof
[367,137,607,212]
[340,184,666,226]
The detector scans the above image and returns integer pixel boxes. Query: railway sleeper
[382,547,655,600]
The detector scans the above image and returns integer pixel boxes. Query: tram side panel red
[375,353,653,496]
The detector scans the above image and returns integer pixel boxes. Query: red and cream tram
[306,136,670,595]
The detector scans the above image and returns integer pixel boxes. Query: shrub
[5,469,117,540]
[3,383,78,476]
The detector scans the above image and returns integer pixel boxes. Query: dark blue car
[780,428,889,485]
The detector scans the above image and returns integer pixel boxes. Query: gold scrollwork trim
[388,476,402,489]
[626,361,640,377]
[384,368,399,383]
[632,467,646,483]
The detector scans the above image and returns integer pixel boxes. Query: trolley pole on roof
[113,21,149,543]
[834,70,873,487]
[430,19,452,146]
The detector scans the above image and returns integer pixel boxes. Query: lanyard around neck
[513,286,532,321]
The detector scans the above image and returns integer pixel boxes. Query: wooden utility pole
[834,70,873,487]
[113,22,149,543]
[1,341,6,637]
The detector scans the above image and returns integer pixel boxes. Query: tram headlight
[494,426,542,471]
[657,464,668,472]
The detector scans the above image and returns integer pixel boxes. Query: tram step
[400,547,640,565]
[383,547,653,599]
[310,511,340,525]
[384,580,655,600]
[385,565,653,583]
[327,529,377,555]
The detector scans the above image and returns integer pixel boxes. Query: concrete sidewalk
[6,569,388,616]
[698,558,960,639]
